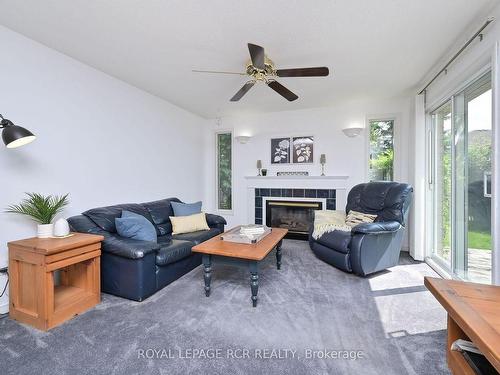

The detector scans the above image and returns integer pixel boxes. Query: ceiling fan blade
[267,80,298,101]
[230,81,256,101]
[247,43,265,70]
[276,67,329,77]
[192,69,246,76]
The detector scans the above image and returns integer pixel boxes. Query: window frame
[366,116,397,182]
[215,130,234,215]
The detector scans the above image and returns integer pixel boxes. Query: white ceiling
[0,0,496,118]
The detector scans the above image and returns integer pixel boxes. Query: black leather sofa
[309,182,413,276]
[68,198,226,301]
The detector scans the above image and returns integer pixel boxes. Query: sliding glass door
[430,72,493,284]
[431,101,452,268]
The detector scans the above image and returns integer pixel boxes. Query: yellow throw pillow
[345,210,377,227]
[170,212,210,235]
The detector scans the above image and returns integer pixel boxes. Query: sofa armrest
[101,234,160,259]
[205,213,227,227]
[351,221,401,235]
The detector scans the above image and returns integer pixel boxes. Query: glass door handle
[484,171,492,198]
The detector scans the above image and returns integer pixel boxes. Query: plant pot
[37,224,54,238]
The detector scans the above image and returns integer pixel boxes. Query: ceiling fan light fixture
[194,43,330,102]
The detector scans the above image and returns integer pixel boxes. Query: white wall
[204,98,412,235]
[0,26,207,301]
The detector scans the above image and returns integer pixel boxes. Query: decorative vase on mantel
[320,154,326,176]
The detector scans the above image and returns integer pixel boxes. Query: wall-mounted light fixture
[0,114,36,148]
[342,125,364,138]
[235,135,252,144]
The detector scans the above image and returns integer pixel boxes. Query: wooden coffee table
[192,227,288,307]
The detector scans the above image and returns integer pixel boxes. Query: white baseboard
[0,273,8,314]
[0,301,8,315]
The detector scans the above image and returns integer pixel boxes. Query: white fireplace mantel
[245,175,349,189]
[245,175,349,180]
[245,175,350,224]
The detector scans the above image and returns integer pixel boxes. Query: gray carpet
[0,240,450,375]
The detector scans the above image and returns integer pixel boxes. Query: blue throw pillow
[115,210,157,242]
[171,201,202,216]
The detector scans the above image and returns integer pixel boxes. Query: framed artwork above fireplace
[292,136,314,163]
[271,137,290,164]
[271,136,314,164]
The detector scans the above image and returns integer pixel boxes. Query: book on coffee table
[221,225,272,244]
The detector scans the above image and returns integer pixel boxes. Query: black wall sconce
[0,114,36,148]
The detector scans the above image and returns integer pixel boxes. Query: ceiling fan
[192,43,329,102]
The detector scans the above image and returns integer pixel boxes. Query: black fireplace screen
[266,200,322,234]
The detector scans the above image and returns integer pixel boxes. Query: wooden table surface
[192,227,288,260]
[8,233,104,255]
[424,277,500,372]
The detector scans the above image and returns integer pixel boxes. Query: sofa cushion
[172,228,221,245]
[316,230,352,254]
[101,233,160,259]
[156,223,173,236]
[157,235,173,245]
[170,213,210,235]
[142,198,181,225]
[171,201,202,216]
[83,203,155,233]
[155,240,194,266]
[115,211,157,242]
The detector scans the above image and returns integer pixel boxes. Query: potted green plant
[6,193,69,238]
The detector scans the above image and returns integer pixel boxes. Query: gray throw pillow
[115,210,157,242]
[171,201,202,216]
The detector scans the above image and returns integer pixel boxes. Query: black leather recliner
[68,198,226,301]
[309,182,413,276]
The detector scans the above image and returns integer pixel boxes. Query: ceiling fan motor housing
[245,56,275,79]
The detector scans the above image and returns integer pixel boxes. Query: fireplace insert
[265,200,323,240]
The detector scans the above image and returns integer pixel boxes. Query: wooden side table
[8,233,104,331]
[425,277,500,374]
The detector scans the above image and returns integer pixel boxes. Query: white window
[216,132,232,211]
[368,119,395,181]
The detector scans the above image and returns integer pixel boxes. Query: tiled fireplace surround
[245,175,349,228]
[254,188,337,225]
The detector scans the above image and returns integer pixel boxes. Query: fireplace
[266,200,323,240]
